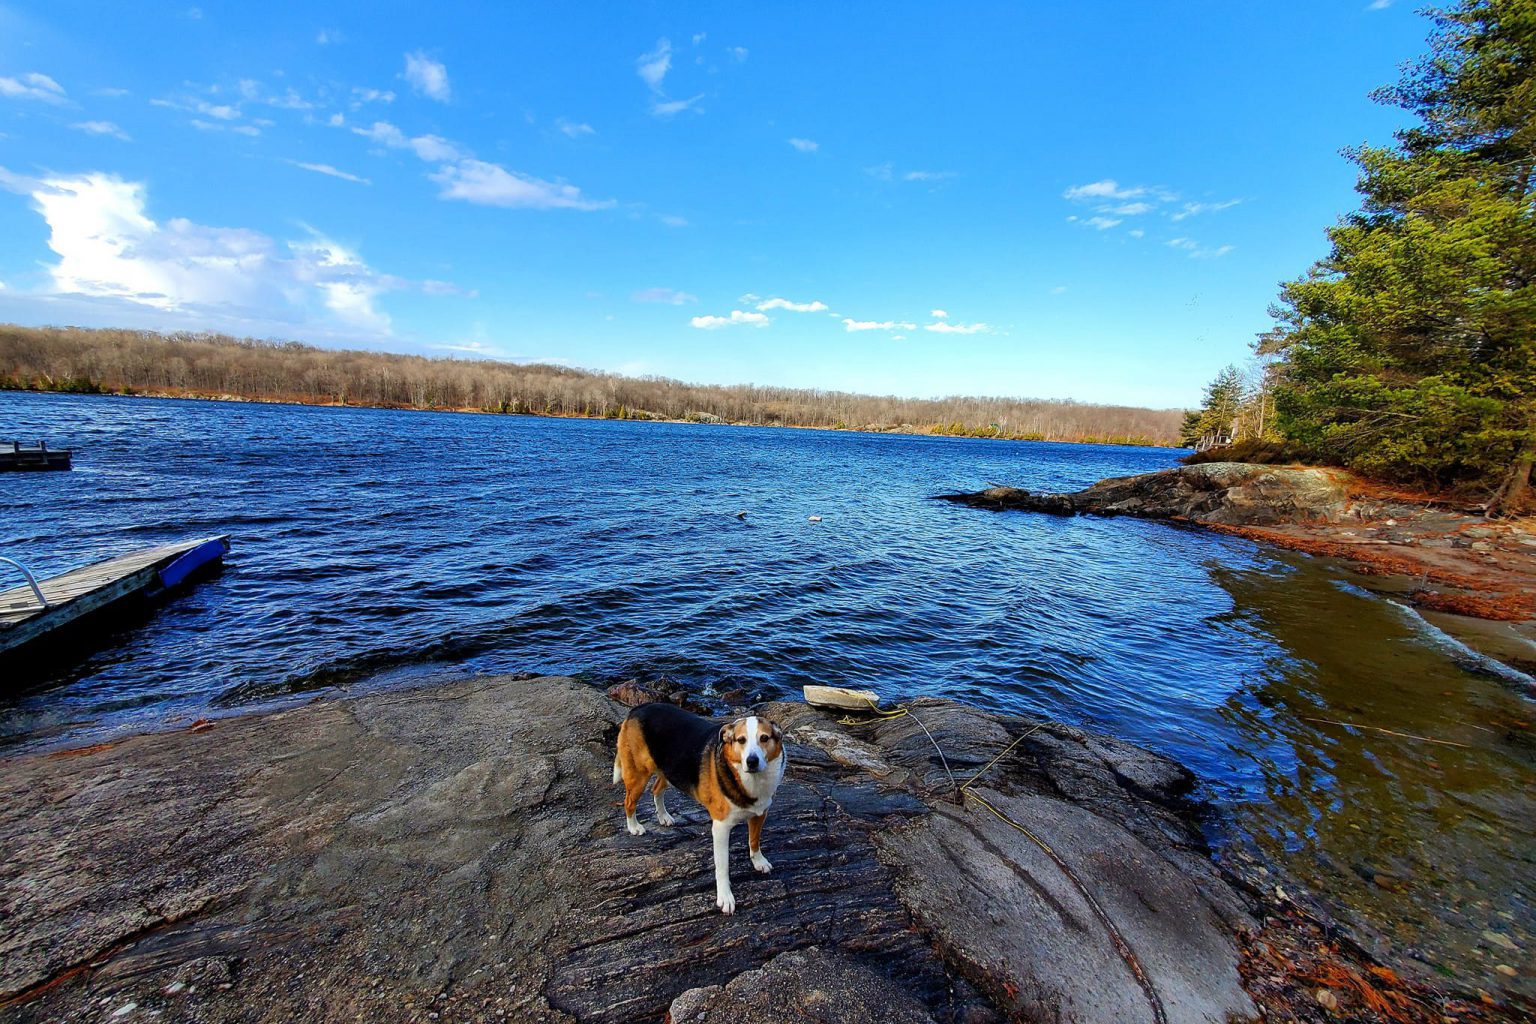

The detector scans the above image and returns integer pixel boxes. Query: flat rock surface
[0,675,1260,1024]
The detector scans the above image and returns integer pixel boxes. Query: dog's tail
[612,751,622,785]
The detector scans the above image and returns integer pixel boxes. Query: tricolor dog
[612,703,786,915]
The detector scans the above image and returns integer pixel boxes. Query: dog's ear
[770,721,783,740]
[720,721,735,745]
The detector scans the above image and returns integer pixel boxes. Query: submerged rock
[937,462,1353,527]
[0,675,1262,1023]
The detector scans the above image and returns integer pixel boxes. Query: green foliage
[1263,0,1535,500]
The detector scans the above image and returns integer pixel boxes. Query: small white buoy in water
[808,515,822,522]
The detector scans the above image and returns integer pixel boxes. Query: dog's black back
[629,702,720,794]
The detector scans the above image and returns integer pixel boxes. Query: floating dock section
[0,536,230,662]
[0,441,72,472]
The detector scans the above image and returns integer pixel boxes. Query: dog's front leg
[748,813,771,873]
[712,818,736,915]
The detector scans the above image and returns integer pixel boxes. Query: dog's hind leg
[651,775,675,826]
[622,773,649,835]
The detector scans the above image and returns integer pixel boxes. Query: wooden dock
[0,441,72,472]
[0,536,230,660]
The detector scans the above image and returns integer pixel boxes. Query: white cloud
[196,101,239,120]
[430,159,613,210]
[409,134,462,161]
[354,120,409,148]
[328,112,345,127]
[289,161,372,185]
[1167,237,1234,259]
[659,214,689,227]
[403,52,451,102]
[72,121,130,141]
[0,72,66,103]
[651,94,704,118]
[924,321,990,334]
[0,168,402,332]
[557,118,596,138]
[1063,179,1144,201]
[787,137,818,153]
[903,170,955,182]
[756,297,827,312]
[1109,202,1153,215]
[1128,228,1145,238]
[1084,216,1122,230]
[1050,286,1067,295]
[930,309,948,318]
[93,86,130,98]
[316,28,341,44]
[691,309,769,329]
[347,119,611,212]
[726,46,749,63]
[842,318,916,332]
[351,87,395,107]
[1368,0,1392,8]
[1170,198,1242,221]
[637,39,672,92]
[633,287,697,305]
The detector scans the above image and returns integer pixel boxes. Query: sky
[0,2,1432,409]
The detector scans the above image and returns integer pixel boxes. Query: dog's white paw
[626,817,646,836]
[656,809,675,827]
[751,851,773,874]
[716,890,736,915]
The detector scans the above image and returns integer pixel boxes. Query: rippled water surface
[2,392,1532,993]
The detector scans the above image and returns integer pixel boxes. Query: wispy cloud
[651,94,704,118]
[865,163,954,185]
[787,137,818,153]
[347,119,611,212]
[0,72,66,104]
[842,318,916,332]
[691,309,769,329]
[430,159,613,210]
[71,120,130,141]
[633,287,697,305]
[1170,199,1241,221]
[1167,237,1234,259]
[1083,216,1122,230]
[637,39,672,92]
[925,321,990,335]
[288,161,372,185]
[726,46,749,63]
[403,52,451,102]
[351,87,395,107]
[930,309,948,318]
[557,118,595,138]
[757,297,827,312]
[1063,179,1146,202]
[637,38,706,118]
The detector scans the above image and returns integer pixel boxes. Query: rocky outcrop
[0,675,1261,1024]
[937,462,1353,527]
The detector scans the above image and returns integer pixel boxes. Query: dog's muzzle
[745,753,762,773]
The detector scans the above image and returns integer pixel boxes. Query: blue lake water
[1,391,1532,992]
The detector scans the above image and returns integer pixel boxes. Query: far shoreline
[0,384,1183,450]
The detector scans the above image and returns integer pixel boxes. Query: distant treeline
[0,325,1184,446]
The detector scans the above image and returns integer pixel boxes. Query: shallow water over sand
[1,391,1531,993]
